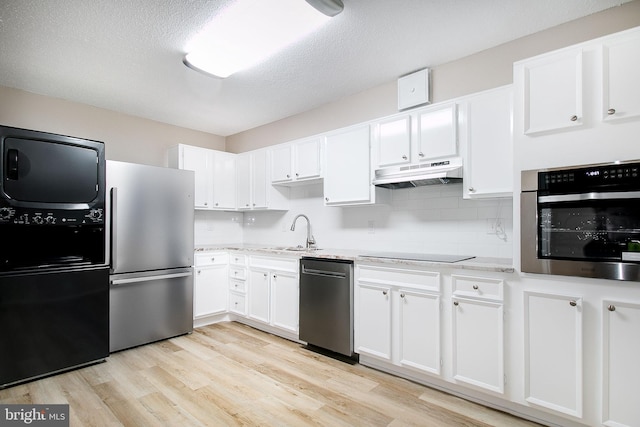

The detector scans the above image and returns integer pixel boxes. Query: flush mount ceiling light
[184,0,343,79]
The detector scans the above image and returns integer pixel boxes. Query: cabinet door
[248,269,270,323]
[236,153,251,209]
[294,138,321,180]
[523,50,583,134]
[271,145,292,183]
[603,300,640,427]
[376,115,411,168]
[452,297,504,393]
[398,289,440,375]
[271,271,298,334]
[194,265,228,317]
[355,283,391,360]
[324,125,372,206]
[524,291,582,417]
[417,103,457,160]
[603,34,640,122]
[181,145,211,208]
[463,86,513,199]
[211,152,236,209]
[251,150,268,209]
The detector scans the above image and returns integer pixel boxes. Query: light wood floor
[0,322,541,426]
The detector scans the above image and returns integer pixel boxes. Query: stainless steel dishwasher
[299,257,355,359]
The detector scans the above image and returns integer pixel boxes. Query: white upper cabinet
[522,49,583,135]
[324,124,389,206]
[375,115,412,168]
[461,85,513,199]
[237,149,288,211]
[603,32,640,123]
[211,151,236,210]
[271,137,322,185]
[417,103,458,159]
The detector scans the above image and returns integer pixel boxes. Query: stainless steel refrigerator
[107,161,194,352]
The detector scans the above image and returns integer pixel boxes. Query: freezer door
[109,268,193,352]
[107,161,194,273]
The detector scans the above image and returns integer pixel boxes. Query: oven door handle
[539,191,640,203]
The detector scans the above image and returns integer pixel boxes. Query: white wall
[225,183,512,257]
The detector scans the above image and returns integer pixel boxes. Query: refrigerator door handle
[110,187,117,272]
[110,271,192,286]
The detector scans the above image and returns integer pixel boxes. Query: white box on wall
[398,68,430,110]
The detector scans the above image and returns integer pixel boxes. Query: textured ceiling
[0,0,632,136]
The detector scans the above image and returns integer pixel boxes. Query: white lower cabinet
[228,253,247,316]
[247,256,299,336]
[356,264,441,376]
[524,291,583,418]
[194,252,228,319]
[602,299,640,427]
[451,275,504,394]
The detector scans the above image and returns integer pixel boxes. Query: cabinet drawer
[229,292,246,315]
[249,256,298,273]
[230,253,246,266]
[452,275,503,301]
[229,267,246,280]
[229,279,246,293]
[195,252,228,267]
[358,265,440,292]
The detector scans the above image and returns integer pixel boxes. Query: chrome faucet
[290,214,316,249]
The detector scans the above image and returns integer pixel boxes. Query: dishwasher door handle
[301,265,347,278]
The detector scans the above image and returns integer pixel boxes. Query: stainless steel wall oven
[521,160,640,281]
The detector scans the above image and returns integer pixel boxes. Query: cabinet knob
[245,203,250,207]
[295,173,299,177]
[402,155,408,160]
[252,203,256,206]
[197,270,201,274]
[382,290,388,296]
[215,202,219,206]
[273,274,277,279]
[472,285,479,290]
[204,202,208,206]
[418,152,424,157]
[235,302,239,306]
[211,257,215,262]
[569,300,577,307]
[325,197,329,202]
[468,187,476,193]
[607,108,616,116]
[286,174,290,178]
[453,301,459,306]
[570,115,578,122]
[400,293,406,298]
[263,273,268,278]
[608,304,616,312]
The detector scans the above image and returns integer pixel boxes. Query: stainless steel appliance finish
[372,157,463,189]
[299,257,355,358]
[521,160,640,281]
[359,252,475,263]
[107,161,195,352]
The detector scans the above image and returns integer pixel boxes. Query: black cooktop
[358,252,475,263]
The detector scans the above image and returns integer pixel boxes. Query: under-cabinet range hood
[372,157,463,189]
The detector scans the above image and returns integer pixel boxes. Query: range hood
[373,157,463,189]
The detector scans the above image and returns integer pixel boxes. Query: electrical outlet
[487,218,502,234]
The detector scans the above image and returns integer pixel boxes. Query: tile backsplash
[195,183,513,258]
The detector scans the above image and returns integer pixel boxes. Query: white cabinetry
[228,253,247,316]
[603,31,640,123]
[524,291,583,418]
[356,264,441,376]
[324,124,389,206]
[168,144,236,210]
[416,103,458,160]
[271,137,322,185]
[461,85,513,199]
[521,49,583,135]
[602,299,640,427]
[193,252,228,320]
[375,115,412,168]
[451,275,504,394]
[247,256,299,337]
[237,150,288,211]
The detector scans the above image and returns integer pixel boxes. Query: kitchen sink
[267,246,322,252]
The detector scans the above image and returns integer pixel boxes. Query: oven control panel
[539,161,640,194]
[0,206,104,225]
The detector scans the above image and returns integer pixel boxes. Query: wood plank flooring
[0,322,540,426]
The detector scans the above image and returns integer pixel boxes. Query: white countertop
[195,244,515,273]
